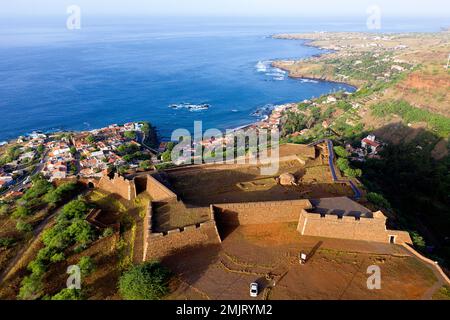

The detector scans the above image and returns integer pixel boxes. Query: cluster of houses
[258,103,298,130]
[1,123,158,197]
[42,140,75,182]
[72,123,150,178]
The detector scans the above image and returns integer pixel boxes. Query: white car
[250,283,259,298]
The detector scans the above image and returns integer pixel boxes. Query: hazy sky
[2,0,449,17]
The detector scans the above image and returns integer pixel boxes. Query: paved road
[325,139,362,200]
[137,132,159,155]
[0,151,47,197]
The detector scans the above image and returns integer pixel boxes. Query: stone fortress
[94,141,412,262]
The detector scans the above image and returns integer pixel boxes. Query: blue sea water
[0,16,446,140]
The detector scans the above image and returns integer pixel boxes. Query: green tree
[42,226,71,251]
[67,219,95,246]
[58,199,88,222]
[140,122,158,148]
[118,262,171,300]
[44,183,78,205]
[23,177,52,201]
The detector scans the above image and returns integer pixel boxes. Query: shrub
[102,227,114,238]
[411,231,426,250]
[344,168,362,178]
[371,100,450,138]
[44,183,78,205]
[367,192,391,209]
[336,100,352,111]
[0,204,9,216]
[12,206,30,219]
[18,274,43,300]
[51,288,83,300]
[334,146,349,158]
[36,247,58,263]
[78,256,95,276]
[161,150,172,162]
[139,160,153,170]
[23,177,52,201]
[336,158,350,171]
[118,262,171,300]
[50,252,66,263]
[27,259,47,277]
[124,131,136,140]
[16,220,33,233]
[0,237,15,248]
[435,286,450,300]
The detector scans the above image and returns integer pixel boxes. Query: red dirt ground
[164,223,438,300]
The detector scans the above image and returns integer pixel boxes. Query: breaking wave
[255,60,287,81]
[169,103,210,112]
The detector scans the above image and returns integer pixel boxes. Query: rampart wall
[145,175,178,201]
[213,200,313,226]
[97,173,136,201]
[297,210,412,244]
[144,202,221,261]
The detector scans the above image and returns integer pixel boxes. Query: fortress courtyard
[96,143,447,300]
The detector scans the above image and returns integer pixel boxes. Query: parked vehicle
[250,283,258,297]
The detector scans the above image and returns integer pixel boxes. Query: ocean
[0,16,446,141]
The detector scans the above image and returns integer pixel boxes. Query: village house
[326,96,337,104]
[361,135,382,154]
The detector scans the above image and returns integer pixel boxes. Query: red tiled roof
[362,138,381,148]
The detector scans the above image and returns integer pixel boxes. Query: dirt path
[400,244,450,300]
[0,208,57,284]
[0,191,88,285]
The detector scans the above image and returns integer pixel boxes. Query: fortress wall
[298,211,412,244]
[213,200,313,225]
[144,220,221,261]
[145,175,178,201]
[142,201,152,262]
[97,173,136,201]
